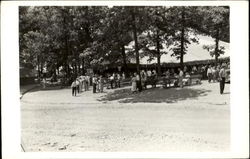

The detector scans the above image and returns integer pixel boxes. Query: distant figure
[122,72,126,80]
[76,78,80,93]
[183,66,188,74]
[110,74,114,89]
[216,65,221,82]
[207,65,212,83]
[192,66,197,74]
[178,68,184,88]
[141,71,147,90]
[96,76,100,92]
[219,63,227,94]
[212,66,217,82]
[42,78,46,89]
[136,73,142,91]
[131,73,137,93]
[99,75,104,93]
[117,73,121,88]
[183,72,191,85]
[165,69,171,88]
[147,70,152,77]
[71,79,77,96]
[92,75,97,93]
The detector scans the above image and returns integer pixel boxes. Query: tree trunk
[180,8,185,69]
[131,7,141,81]
[82,58,85,75]
[121,45,128,76]
[63,12,70,78]
[156,29,161,76]
[214,28,220,66]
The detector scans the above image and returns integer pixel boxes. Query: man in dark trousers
[92,75,97,93]
[219,63,226,94]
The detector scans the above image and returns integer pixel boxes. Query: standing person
[165,69,171,88]
[82,76,87,91]
[219,63,227,94]
[117,73,121,88]
[99,75,104,93]
[141,71,147,90]
[136,73,142,92]
[109,74,114,89]
[131,73,137,93]
[42,77,46,89]
[192,66,197,75]
[178,68,184,88]
[147,70,152,77]
[92,75,97,93]
[122,72,126,80]
[71,79,77,96]
[96,75,100,93]
[76,78,80,93]
[86,75,90,91]
[207,65,212,83]
[183,66,188,74]
[216,65,221,82]
[212,66,216,82]
[78,77,83,92]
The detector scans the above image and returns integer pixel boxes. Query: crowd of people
[70,62,230,96]
[71,75,91,96]
[70,73,126,96]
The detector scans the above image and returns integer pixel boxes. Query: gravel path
[21,82,230,152]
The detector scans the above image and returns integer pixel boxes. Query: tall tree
[200,6,229,65]
[166,7,200,68]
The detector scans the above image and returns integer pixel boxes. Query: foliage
[19,6,229,78]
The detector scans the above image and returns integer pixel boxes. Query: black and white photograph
[1,1,249,159]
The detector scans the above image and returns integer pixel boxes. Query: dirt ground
[21,81,230,152]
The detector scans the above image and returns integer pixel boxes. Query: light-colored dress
[131,77,137,92]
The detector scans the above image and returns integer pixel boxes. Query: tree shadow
[98,87,211,103]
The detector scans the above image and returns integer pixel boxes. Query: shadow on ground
[98,87,211,103]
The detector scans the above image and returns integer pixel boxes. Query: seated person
[183,72,191,85]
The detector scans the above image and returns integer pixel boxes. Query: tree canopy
[19,6,229,79]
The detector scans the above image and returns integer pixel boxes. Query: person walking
[219,63,227,94]
[71,79,77,96]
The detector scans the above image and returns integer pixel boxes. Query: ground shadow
[98,87,211,103]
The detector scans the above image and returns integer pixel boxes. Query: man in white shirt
[207,65,212,83]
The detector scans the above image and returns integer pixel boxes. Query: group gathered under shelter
[70,62,230,96]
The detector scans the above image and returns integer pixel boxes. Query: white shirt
[179,71,184,77]
[207,68,212,75]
